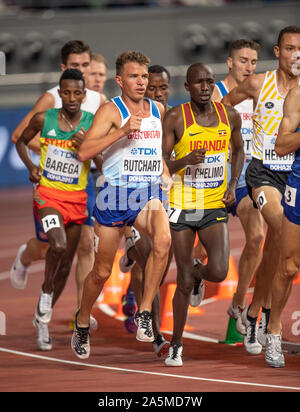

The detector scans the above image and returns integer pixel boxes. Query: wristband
[230,177,239,183]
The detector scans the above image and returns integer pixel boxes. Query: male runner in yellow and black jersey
[162,63,244,366]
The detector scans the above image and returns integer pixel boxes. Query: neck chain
[60,109,82,130]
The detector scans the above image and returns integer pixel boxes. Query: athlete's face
[58,79,86,114]
[274,33,300,76]
[227,48,258,84]
[115,62,149,100]
[185,65,215,105]
[146,72,169,109]
[61,52,91,80]
[86,60,107,93]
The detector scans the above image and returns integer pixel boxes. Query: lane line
[0,347,299,391]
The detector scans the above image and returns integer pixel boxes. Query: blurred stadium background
[0,0,299,187]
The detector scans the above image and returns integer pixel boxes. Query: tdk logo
[204,155,221,163]
[131,147,157,155]
[241,127,253,135]
[53,148,78,159]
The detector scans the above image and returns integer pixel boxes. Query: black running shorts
[168,207,228,232]
[246,158,289,207]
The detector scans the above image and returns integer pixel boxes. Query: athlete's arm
[221,74,261,107]
[78,102,142,162]
[16,112,45,183]
[275,86,300,157]
[222,106,244,206]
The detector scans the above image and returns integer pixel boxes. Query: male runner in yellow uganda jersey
[162,63,244,366]
[15,69,93,351]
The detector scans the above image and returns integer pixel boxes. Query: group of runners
[9,24,300,369]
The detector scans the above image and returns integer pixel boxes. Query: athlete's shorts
[94,182,165,228]
[282,173,300,225]
[33,185,88,234]
[226,186,249,216]
[246,158,289,208]
[85,172,96,227]
[168,207,228,232]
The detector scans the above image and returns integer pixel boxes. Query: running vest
[215,80,253,188]
[39,108,93,191]
[169,101,231,210]
[252,70,298,171]
[102,96,163,188]
[47,85,101,114]
[292,127,300,178]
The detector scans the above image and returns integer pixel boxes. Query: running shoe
[33,316,52,351]
[35,289,53,324]
[265,333,285,368]
[152,335,170,358]
[124,316,138,334]
[227,303,246,335]
[190,259,205,307]
[71,311,90,359]
[165,344,183,366]
[134,310,154,342]
[122,289,137,317]
[10,244,29,290]
[119,237,136,273]
[257,308,270,346]
[242,308,262,355]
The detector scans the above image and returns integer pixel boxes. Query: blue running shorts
[282,173,300,225]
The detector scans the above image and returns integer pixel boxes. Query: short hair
[60,40,92,65]
[277,25,300,46]
[91,53,108,69]
[148,65,171,82]
[115,51,150,75]
[59,68,85,89]
[228,39,260,57]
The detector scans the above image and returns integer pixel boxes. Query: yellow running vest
[169,101,231,210]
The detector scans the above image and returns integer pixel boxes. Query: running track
[0,187,299,394]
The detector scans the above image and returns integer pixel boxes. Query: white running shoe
[190,259,205,307]
[165,344,183,367]
[242,308,262,355]
[35,290,53,324]
[227,304,246,335]
[134,310,154,342]
[152,335,170,358]
[257,310,269,347]
[10,244,29,290]
[33,317,52,351]
[119,237,136,273]
[71,311,90,360]
[265,333,285,368]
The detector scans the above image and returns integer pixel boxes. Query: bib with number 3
[284,185,297,207]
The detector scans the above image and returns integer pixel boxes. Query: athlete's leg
[170,228,196,346]
[21,238,49,266]
[247,186,283,318]
[233,195,264,308]
[77,222,125,326]
[133,199,171,313]
[268,216,300,335]
[196,223,230,284]
[52,222,82,307]
[75,224,95,308]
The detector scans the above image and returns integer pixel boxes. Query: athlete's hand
[222,186,236,206]
[29,166,42,183]
[72,128,86,149]
[160,172,174,192]
[122,111,143,135]
[185,149,206,165]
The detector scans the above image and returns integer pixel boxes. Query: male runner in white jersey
[71,51,172,359]
[10,40,102,348]
[222,25,300,355]
[212,39,264,336]
[265,85,300,367]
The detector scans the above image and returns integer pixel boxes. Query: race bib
[284,185,297,207]
[43,144,83,184]
[184,152,226,189]
[263,136,294,171]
